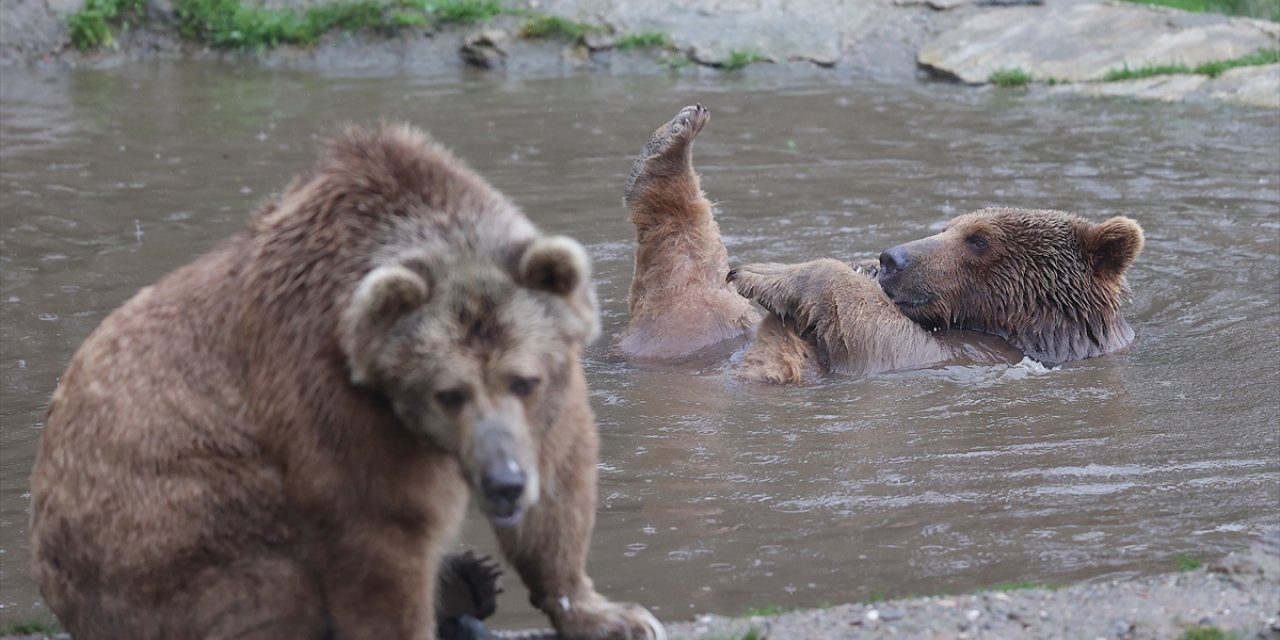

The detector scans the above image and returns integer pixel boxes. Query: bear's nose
[879,245,911,277]
[482,461,526,511]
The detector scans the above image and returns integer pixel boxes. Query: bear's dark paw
[437,551,504,622]
[438,614,501,640]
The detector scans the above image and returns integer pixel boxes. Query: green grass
[616,30,669,50]
[741,604,787,617]
[1179,626,1242,640]
[72,0,505,50]
[988,67,1034,87]
[68,0,145,48]
[1194,47,1280,75]
[1103,49,1279,81]
[1102,63,1193,81]
[1174,554,1204,571]
[720,49,764,70]
[0,618,61,635]
[424,0,503,23]
[1118,0,1279,21]
[515,13,604,40]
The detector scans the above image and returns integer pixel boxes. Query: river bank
[3,530,1276,639]
[2,0,1277,107]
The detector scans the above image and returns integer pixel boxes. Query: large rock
[533,0,885,67]
[1047,63,1280,108]
[919,0,1279,83]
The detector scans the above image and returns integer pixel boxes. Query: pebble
[1113,619,1132,637]
[880,607,906,621]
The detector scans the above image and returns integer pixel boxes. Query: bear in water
[621,105,1143,383]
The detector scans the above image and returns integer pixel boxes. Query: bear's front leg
[492,401,664,640]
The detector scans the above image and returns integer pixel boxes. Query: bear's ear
[517,235,601,342]
[1082,216,1144,278]
[342,265,429,385]
[518,235,590,296]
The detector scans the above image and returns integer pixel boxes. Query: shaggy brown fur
[624,105,1144,383]
[619,104,759,360]
[876,208,1143,366]
[29,124,663,640]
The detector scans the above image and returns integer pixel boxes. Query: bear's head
[339,236,599,527]
[876,208,1143,365]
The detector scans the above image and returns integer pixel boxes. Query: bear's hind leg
[623,103,708,207]
[192,555,330,640]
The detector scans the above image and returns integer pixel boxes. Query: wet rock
[1113,619,1133,637]
[894,0,967,11]
[1048,64,1280,109]
[535,0,867,68]
[919,1,1280,83]
[582,30,617,50]
[1204,63,1280,109]
[461,29,510,69]
[880,606,906,621]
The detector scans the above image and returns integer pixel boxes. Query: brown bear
[623,105,1144,384]
[29,124,664,640]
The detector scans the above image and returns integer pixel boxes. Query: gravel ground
[664,530,1280,640]
[4,531,1276,639]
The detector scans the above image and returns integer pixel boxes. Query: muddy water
[1,63,1277,629]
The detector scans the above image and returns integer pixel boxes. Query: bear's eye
[966,234,990,253]
[509,376,541,398]
[435,389,468,411]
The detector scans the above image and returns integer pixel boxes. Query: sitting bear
[29,124,664,640]
[621,105,1144,384]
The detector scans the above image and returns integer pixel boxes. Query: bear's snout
[878,245,912,278]
[482,460,527,519]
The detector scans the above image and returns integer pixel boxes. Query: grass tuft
[515,13,604,40]
[1180,626,1242,640]
[423,0,503,24]
[0,618,62,635]
[742,604,787,617]
[720,49,764,70]
[1175,554,1203,571]
[616,30,668,50]
[988,67,1033,87]
[73,0,506,50]
[1193,47,1280,76]
[1118,0,1278,21]
[1104,49,1280,81]
[1103,62,1193,81]
[68,0,145,49]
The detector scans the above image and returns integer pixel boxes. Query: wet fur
[619,105,759,360]
[30,124,662,639]
[623,106,1143,383]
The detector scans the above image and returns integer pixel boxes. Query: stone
[919,1,1280,84]
[1047,64,1280,109]
[461,29,510,69]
